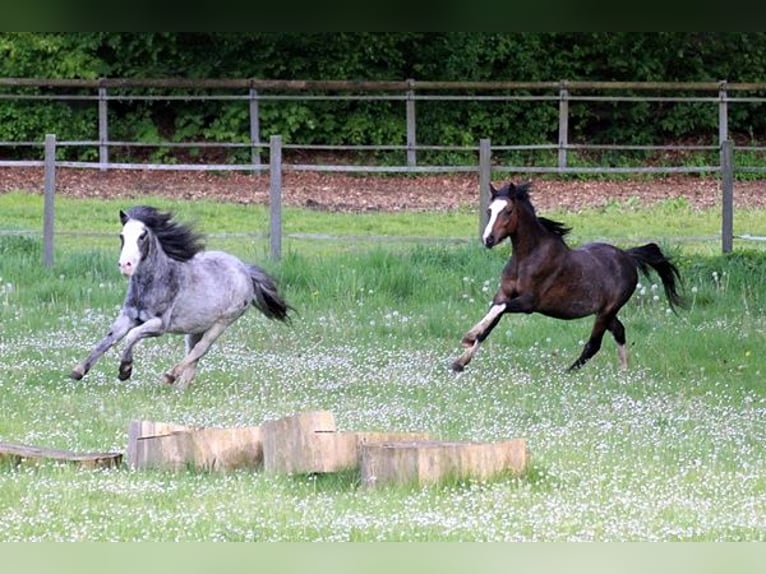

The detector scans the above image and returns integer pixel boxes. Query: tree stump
[0,441,122,469]
[261,411,430,474]
[360,438,528,488]
[127,420,262,472]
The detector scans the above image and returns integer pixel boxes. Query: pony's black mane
[124,205,205,262]
[496,181,572,238]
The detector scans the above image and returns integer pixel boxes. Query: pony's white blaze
[118,219,146,276]
[482,198,509,245]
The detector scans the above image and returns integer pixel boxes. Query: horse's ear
[489,184,498,199]
[119,210,128,225]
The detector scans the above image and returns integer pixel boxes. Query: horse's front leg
[451,301,508,372]
[70,313,136,380]
[118,317,165,380]
[163,322,229,389]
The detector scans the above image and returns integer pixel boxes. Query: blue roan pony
[71,206,292,388]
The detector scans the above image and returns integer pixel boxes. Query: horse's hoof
[163,372,176,385]
[451,361,465,373]
[118,363,132,381]
[69,368,84,380]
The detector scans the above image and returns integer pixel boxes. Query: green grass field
[0,192,765,541]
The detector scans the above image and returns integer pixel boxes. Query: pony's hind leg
[167,333,203,387]
[164,323,229,388]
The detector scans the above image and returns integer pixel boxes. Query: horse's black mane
[495,181,572,238]
[538,217,572,238]
[123,205,205,262]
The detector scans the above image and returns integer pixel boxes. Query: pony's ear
[119,210,128,225]
[489,184,498,198]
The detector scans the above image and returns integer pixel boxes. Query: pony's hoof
[451,361,465,373]
[118,362,132,381]
[69,368,84,380]
[163,372,176,385]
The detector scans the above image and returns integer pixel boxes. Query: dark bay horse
[71,206,293,388]
[452,181,685,372]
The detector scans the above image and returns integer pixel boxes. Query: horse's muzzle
[483,235,496,249]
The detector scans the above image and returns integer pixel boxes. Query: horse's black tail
[627,243,686,312]
[248,265,293,323]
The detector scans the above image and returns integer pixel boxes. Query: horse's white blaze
[118,219,146,276]
[482,198,509,244]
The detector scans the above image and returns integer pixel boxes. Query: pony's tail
[248,265,293,323]
[627,243,686,312]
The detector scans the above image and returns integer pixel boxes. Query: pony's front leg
[451,302,507,372]
[118,317,165,380]
[70,313,136,380]
[164,323,229,389]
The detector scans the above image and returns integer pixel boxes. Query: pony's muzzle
[119,260,135,276]
[483,235,496,248]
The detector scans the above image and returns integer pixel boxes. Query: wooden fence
[39,133,738,267]
[0,78,763,262]
[2,77,764,171]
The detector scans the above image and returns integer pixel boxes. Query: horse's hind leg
[568,314,610,371]
[608,316,628,369]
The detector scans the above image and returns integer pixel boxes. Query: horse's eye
[119,234,125,247]
[138,230,148,243]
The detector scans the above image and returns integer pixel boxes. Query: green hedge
[2,33,766,162]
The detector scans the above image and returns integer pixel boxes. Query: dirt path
[1,167,764,212]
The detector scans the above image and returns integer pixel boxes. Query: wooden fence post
[718,81,729,153]
[98,81,108,171]
[721,139,734,254]
[406,78,416,167]
[269,134,282,261]
[249,86,261,169]
[479,138,491,240]
[43,133,56,268]
[558,83,569,171]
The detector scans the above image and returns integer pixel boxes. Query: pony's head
[117,206,204,277]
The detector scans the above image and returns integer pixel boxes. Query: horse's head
[118,210,151,277]
[481,181,531,248]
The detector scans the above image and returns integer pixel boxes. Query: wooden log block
[311,430,433,473]
[261,410,338,474]
[360,438,528,488]
[261,411,430,474]
[0,441,122,469]
[127,420,262,472]
[127,420,189,467]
